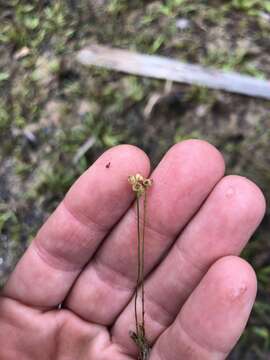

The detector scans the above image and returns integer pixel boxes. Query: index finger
[3,145,150,308]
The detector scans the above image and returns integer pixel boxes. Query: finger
[112,175,265,354]
[3,145,150,307]
[65,140,225,324]
[150,256,257,360]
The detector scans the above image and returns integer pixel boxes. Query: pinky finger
[150,256,257,360]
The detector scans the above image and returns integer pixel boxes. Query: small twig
[144,80,173,119]
[72,136,96,164]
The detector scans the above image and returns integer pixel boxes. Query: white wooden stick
[77,44,270,100]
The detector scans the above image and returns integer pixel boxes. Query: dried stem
[141,190,147,336]
[135,194,141,335]
[128,174,153,360]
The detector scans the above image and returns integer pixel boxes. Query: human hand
[0,140,266,359]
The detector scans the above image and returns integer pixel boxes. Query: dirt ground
[0,1,270,358]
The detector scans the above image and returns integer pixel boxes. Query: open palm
[0,140,265,360]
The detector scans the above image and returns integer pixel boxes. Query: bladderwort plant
[128,174,153,360]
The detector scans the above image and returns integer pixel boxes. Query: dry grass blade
[77,45,270,100]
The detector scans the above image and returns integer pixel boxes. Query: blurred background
[0,0,269,358]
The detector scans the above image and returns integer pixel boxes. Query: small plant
[128,174,153,360]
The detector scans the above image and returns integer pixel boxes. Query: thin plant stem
[141,190,147,336]
[135,193,141,335]
[128,174,152,360]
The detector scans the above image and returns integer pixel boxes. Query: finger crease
[178,316,228,357]
[175,242,205,275]
[130,207,172,240]
[145,291,175,330]
[32,241,82,273]
[62,199,110,234]
[93,258,135,292]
